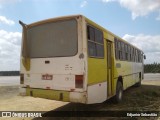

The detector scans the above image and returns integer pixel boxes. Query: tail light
[20,74,24,84]
[75,75,83,88]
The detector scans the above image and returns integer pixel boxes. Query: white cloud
[0,29,21,71]
[120,0,160,20]
[123,34,160,63]
[102,0,160,20]
[80,0,87,8]
[0,16,15,25]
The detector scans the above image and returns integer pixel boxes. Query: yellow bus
[19,15,145,104]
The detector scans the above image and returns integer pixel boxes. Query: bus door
[106,40,113,97]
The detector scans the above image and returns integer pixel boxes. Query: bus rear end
[20,15,88,104]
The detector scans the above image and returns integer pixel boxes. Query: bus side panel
[87,81,107,104]
[114,61,143,90]
[87,57,107,103]
[132,62,143,83]
[115,61,133,90]
[88,58,106,85]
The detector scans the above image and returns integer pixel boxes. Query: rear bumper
[19,87,87,104]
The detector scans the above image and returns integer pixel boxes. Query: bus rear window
[25,19,78,58]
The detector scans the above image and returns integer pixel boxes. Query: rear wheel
[114,81,123,103]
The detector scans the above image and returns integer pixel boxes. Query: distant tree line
[0,71,20,76]
[144,63,160,73]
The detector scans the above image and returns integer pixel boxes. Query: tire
[114,81,123,103]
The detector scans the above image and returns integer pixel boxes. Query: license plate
[42,74,53,80]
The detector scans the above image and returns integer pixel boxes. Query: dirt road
[0,74,160,120]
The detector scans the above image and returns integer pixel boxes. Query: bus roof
[28,14,82,27]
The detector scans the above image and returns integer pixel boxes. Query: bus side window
[118,41,121,60]
[114,38,118,60]
[133,48,135,62]
[129,45,132,61]
[87,26,94,41]
[138,50,141,63]
[121,41,124,60]
[88,41,96,56]
[87,25,104,58]
[96,44,104,57]
[95,29,103,44]
[128,45,131,61]
[95,28,104,57]
[136,50,138,62]
[124,44,128,61]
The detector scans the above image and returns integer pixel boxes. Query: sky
[0,0,160,71]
